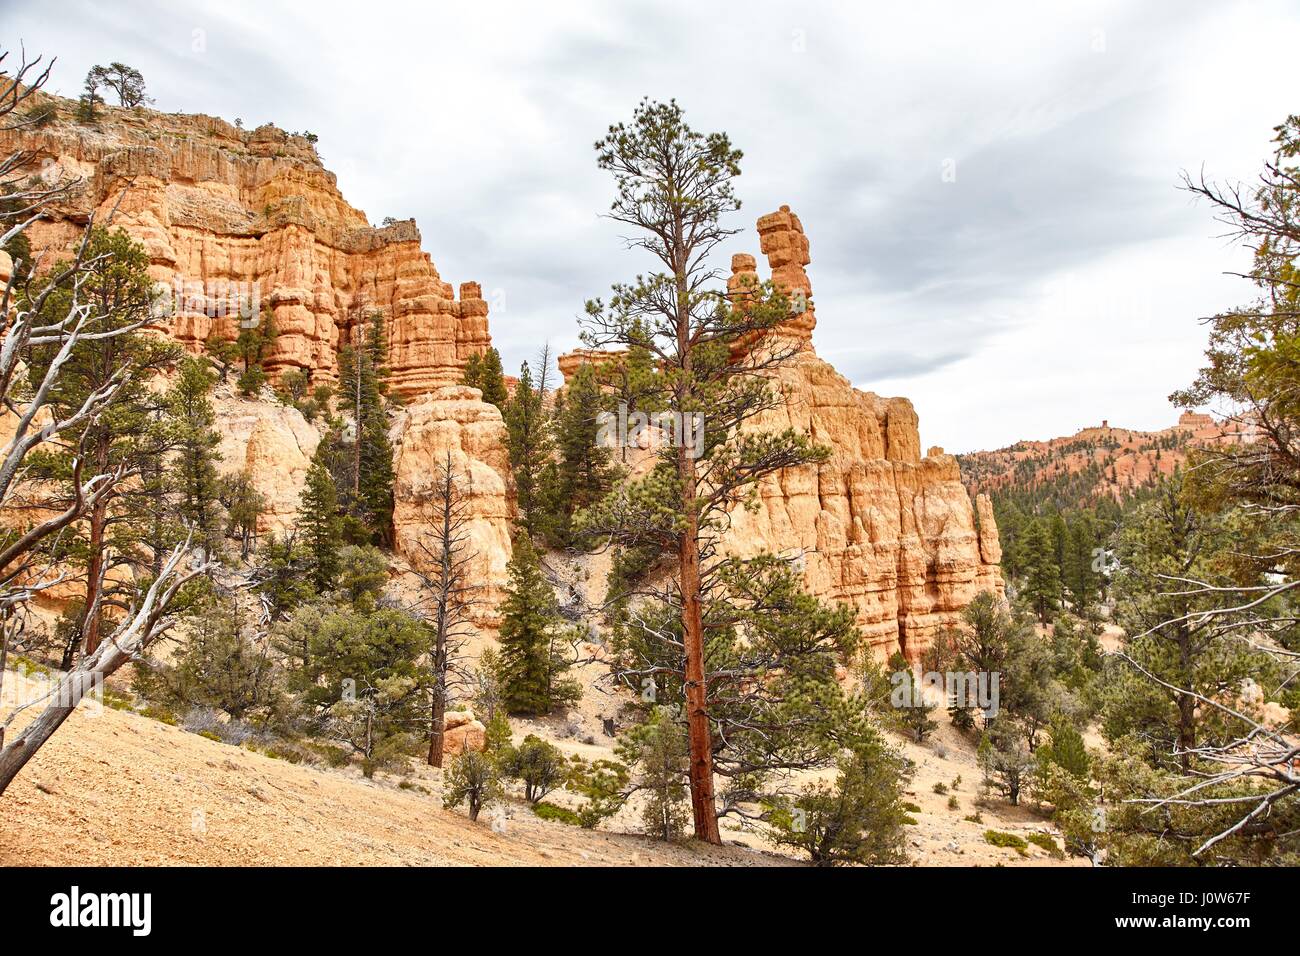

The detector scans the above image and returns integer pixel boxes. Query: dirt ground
[0,664,1079,867]
[0,672,791,867]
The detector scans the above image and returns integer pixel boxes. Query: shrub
[932,782,948,794]
[1027,832,1065,859]
[984,830,1028,856]
[768,735,913,866]
[443,750,500,822]
[533,802,582,826]
[947,795,960,811]
[501,735,568,804]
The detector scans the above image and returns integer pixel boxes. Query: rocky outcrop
[442,710,488,756]
[959,412,1255,506]
[6,93,516,609]
[3,92,491,400]
[723,353,1003,663]
[390,386,515,627]
[210,386,321,534]
[562,207,1002,662]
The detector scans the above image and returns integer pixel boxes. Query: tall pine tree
[337,308,395,543]
[505,360,554,538]
[167,355,223,555]
[497,534,579,716]
[298,445,343,592]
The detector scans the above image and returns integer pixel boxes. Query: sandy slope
[0,664,1080,867]
[0,676,786,867]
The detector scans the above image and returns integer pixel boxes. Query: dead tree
[0,540,209,793]
[0,45,205,795]
[406,449,481,767]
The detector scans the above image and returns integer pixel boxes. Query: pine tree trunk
[428,680,446,768]
[679,452,720,844]
[83,499,108,655]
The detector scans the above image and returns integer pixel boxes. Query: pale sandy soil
[0,672,792,867]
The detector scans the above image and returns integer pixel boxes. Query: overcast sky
[9,1,1300,451]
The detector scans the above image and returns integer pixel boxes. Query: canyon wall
[8,96,999,654]
[5,94,512,604]
[2,96,490,399]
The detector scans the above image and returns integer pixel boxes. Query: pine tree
[615,706,690,840]
[23,226,182,661]
[577,101,832,842]
[477,347,508,409]
[167,355,223,554]
[460,351,483,391]
[888,651,938,742]
[497,534,579,716]
[1020,519,1060,623]
[234,309,275,396]
[769,729,911,866]
[297,447,343,592]
[337,308,395,543]
[548,363,618,546]
[220,471,265,560]
[504,361,553,538]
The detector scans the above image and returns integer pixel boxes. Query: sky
[7,0,1300,452]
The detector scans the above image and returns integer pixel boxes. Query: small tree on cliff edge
[577,99,828,843]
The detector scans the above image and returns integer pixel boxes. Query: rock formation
[210,387,321,534]
[390,386,514,627]
[7,95,999,659]
[959,411,1256,506]
[2,93,490,400]
[5,93,515,610]
[563,206,1002,663]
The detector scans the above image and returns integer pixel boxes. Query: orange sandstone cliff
[7,93,999,651]
[3,93,511,618]
[1,95,490,398]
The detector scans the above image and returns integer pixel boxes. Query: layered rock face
[390,386,514,627]
[210,388,321,534]
[564,207,1002,662]
[6,94,515,607]
[3,94,490,400]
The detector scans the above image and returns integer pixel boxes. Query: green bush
[532,802,582,826]
[932,782,948,794]
[1027,832,1065,859]
[984,830,1028,856]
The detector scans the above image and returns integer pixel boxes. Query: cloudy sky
[9,1,1300,451]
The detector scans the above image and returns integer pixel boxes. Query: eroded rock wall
[4,95,514,606]
[2,95,490,400]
